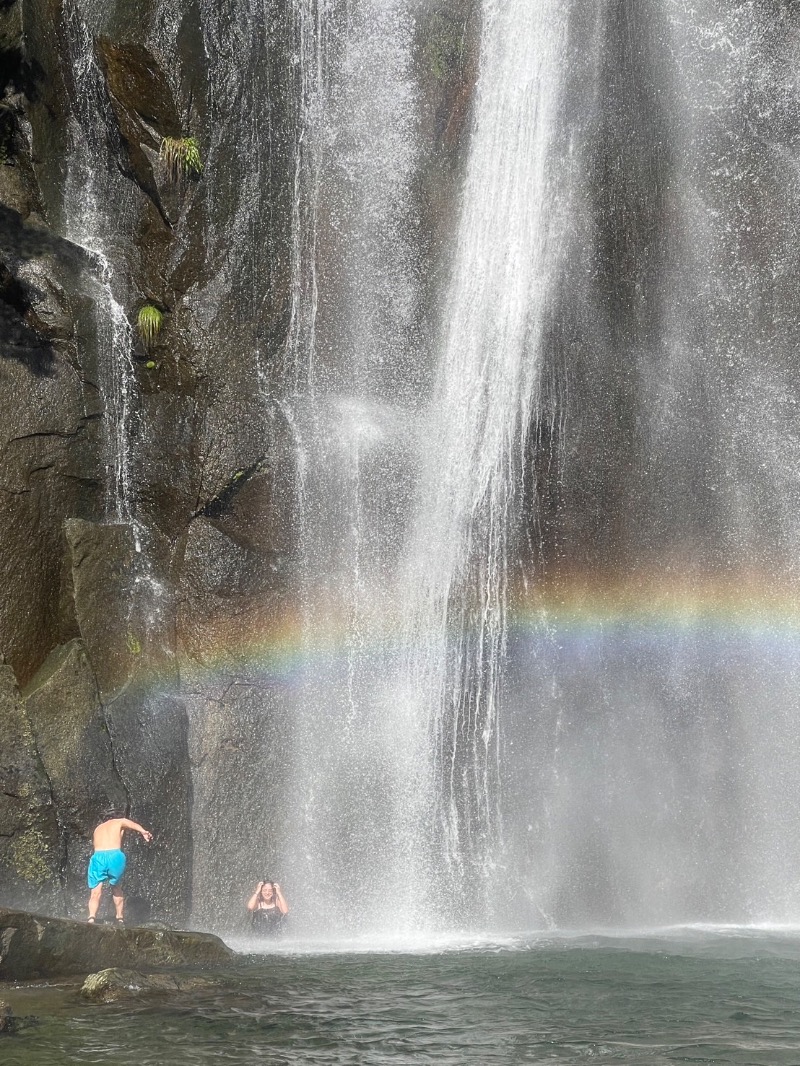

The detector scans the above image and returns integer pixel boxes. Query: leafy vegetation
[137,304,163,347]
[159,136,203,181]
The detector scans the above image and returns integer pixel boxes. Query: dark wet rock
[95,37,182,224]
[0,1,22,53]
[59,520,191,921]
[194,452,294,562]
[0,998,16,1034]
[0,205,102,687]
[0,908,234,980]
[11,257,74,339]
[23,640,127,912]
[186,680,289,931]
[416,0,480,151]
[103,685,192,924]
[63,519,178,692]
[177,518,278,657]
[123,893,152,925]
[63,520,147,701]
[0,369,100,686]
[412,0,480,364]
[0,666,62,913]
[81,966,218,1003]
[18,0,72,221]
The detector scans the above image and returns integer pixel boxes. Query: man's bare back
[93,817,153,851]
[87,816,153,923]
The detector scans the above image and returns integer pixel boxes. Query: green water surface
[4,930,800,1064]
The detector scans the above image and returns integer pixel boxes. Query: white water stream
[270,0,568,935]
[60,0,138,525]
[399,0,567,928]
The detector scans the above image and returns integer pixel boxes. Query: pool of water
[5,928,800,1064]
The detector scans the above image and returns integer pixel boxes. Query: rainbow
[170,567,800,691]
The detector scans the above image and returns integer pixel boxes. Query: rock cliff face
[0,0,478,921]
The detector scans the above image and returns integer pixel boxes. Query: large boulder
[0,210,102,687]
[0,666,61,913]
[103,686,192,923]
[0,908,234,979]
[61,519,192,922]
[23,640,128,913]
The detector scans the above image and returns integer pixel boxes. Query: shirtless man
[87,814,153,924]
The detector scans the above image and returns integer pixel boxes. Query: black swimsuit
[251,905,285,936]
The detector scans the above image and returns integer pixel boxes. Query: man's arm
[121,818,153,843]
[274,883,289,915]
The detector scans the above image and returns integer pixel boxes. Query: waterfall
[401,0,567,928]
[276,0,427,936]
[284,0,328,395]
[491,0,800,928]
[267,0,569,937]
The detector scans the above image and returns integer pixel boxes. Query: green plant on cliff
[159,136,203,181]
[137,304,163,348]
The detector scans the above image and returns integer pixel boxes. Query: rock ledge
[0,908,234,980]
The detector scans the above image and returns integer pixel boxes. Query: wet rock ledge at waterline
[0,908,234,980]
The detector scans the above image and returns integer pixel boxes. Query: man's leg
[111,886,125,921]
[88,884,103,921]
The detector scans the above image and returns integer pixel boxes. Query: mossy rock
[0,909,235,980]
[81,967,219,1003]
[0,665,61,909]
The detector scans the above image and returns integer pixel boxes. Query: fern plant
[137,304,163,348]
[159,136,203,181]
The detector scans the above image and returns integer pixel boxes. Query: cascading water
[495,0,800,928]
[284,0,328,395]
[60,0,139,525]
[275,0,428,937]
[269,0,800,937]
[399,0,567,929]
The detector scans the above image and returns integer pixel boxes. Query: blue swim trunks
[87,849,126,889]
